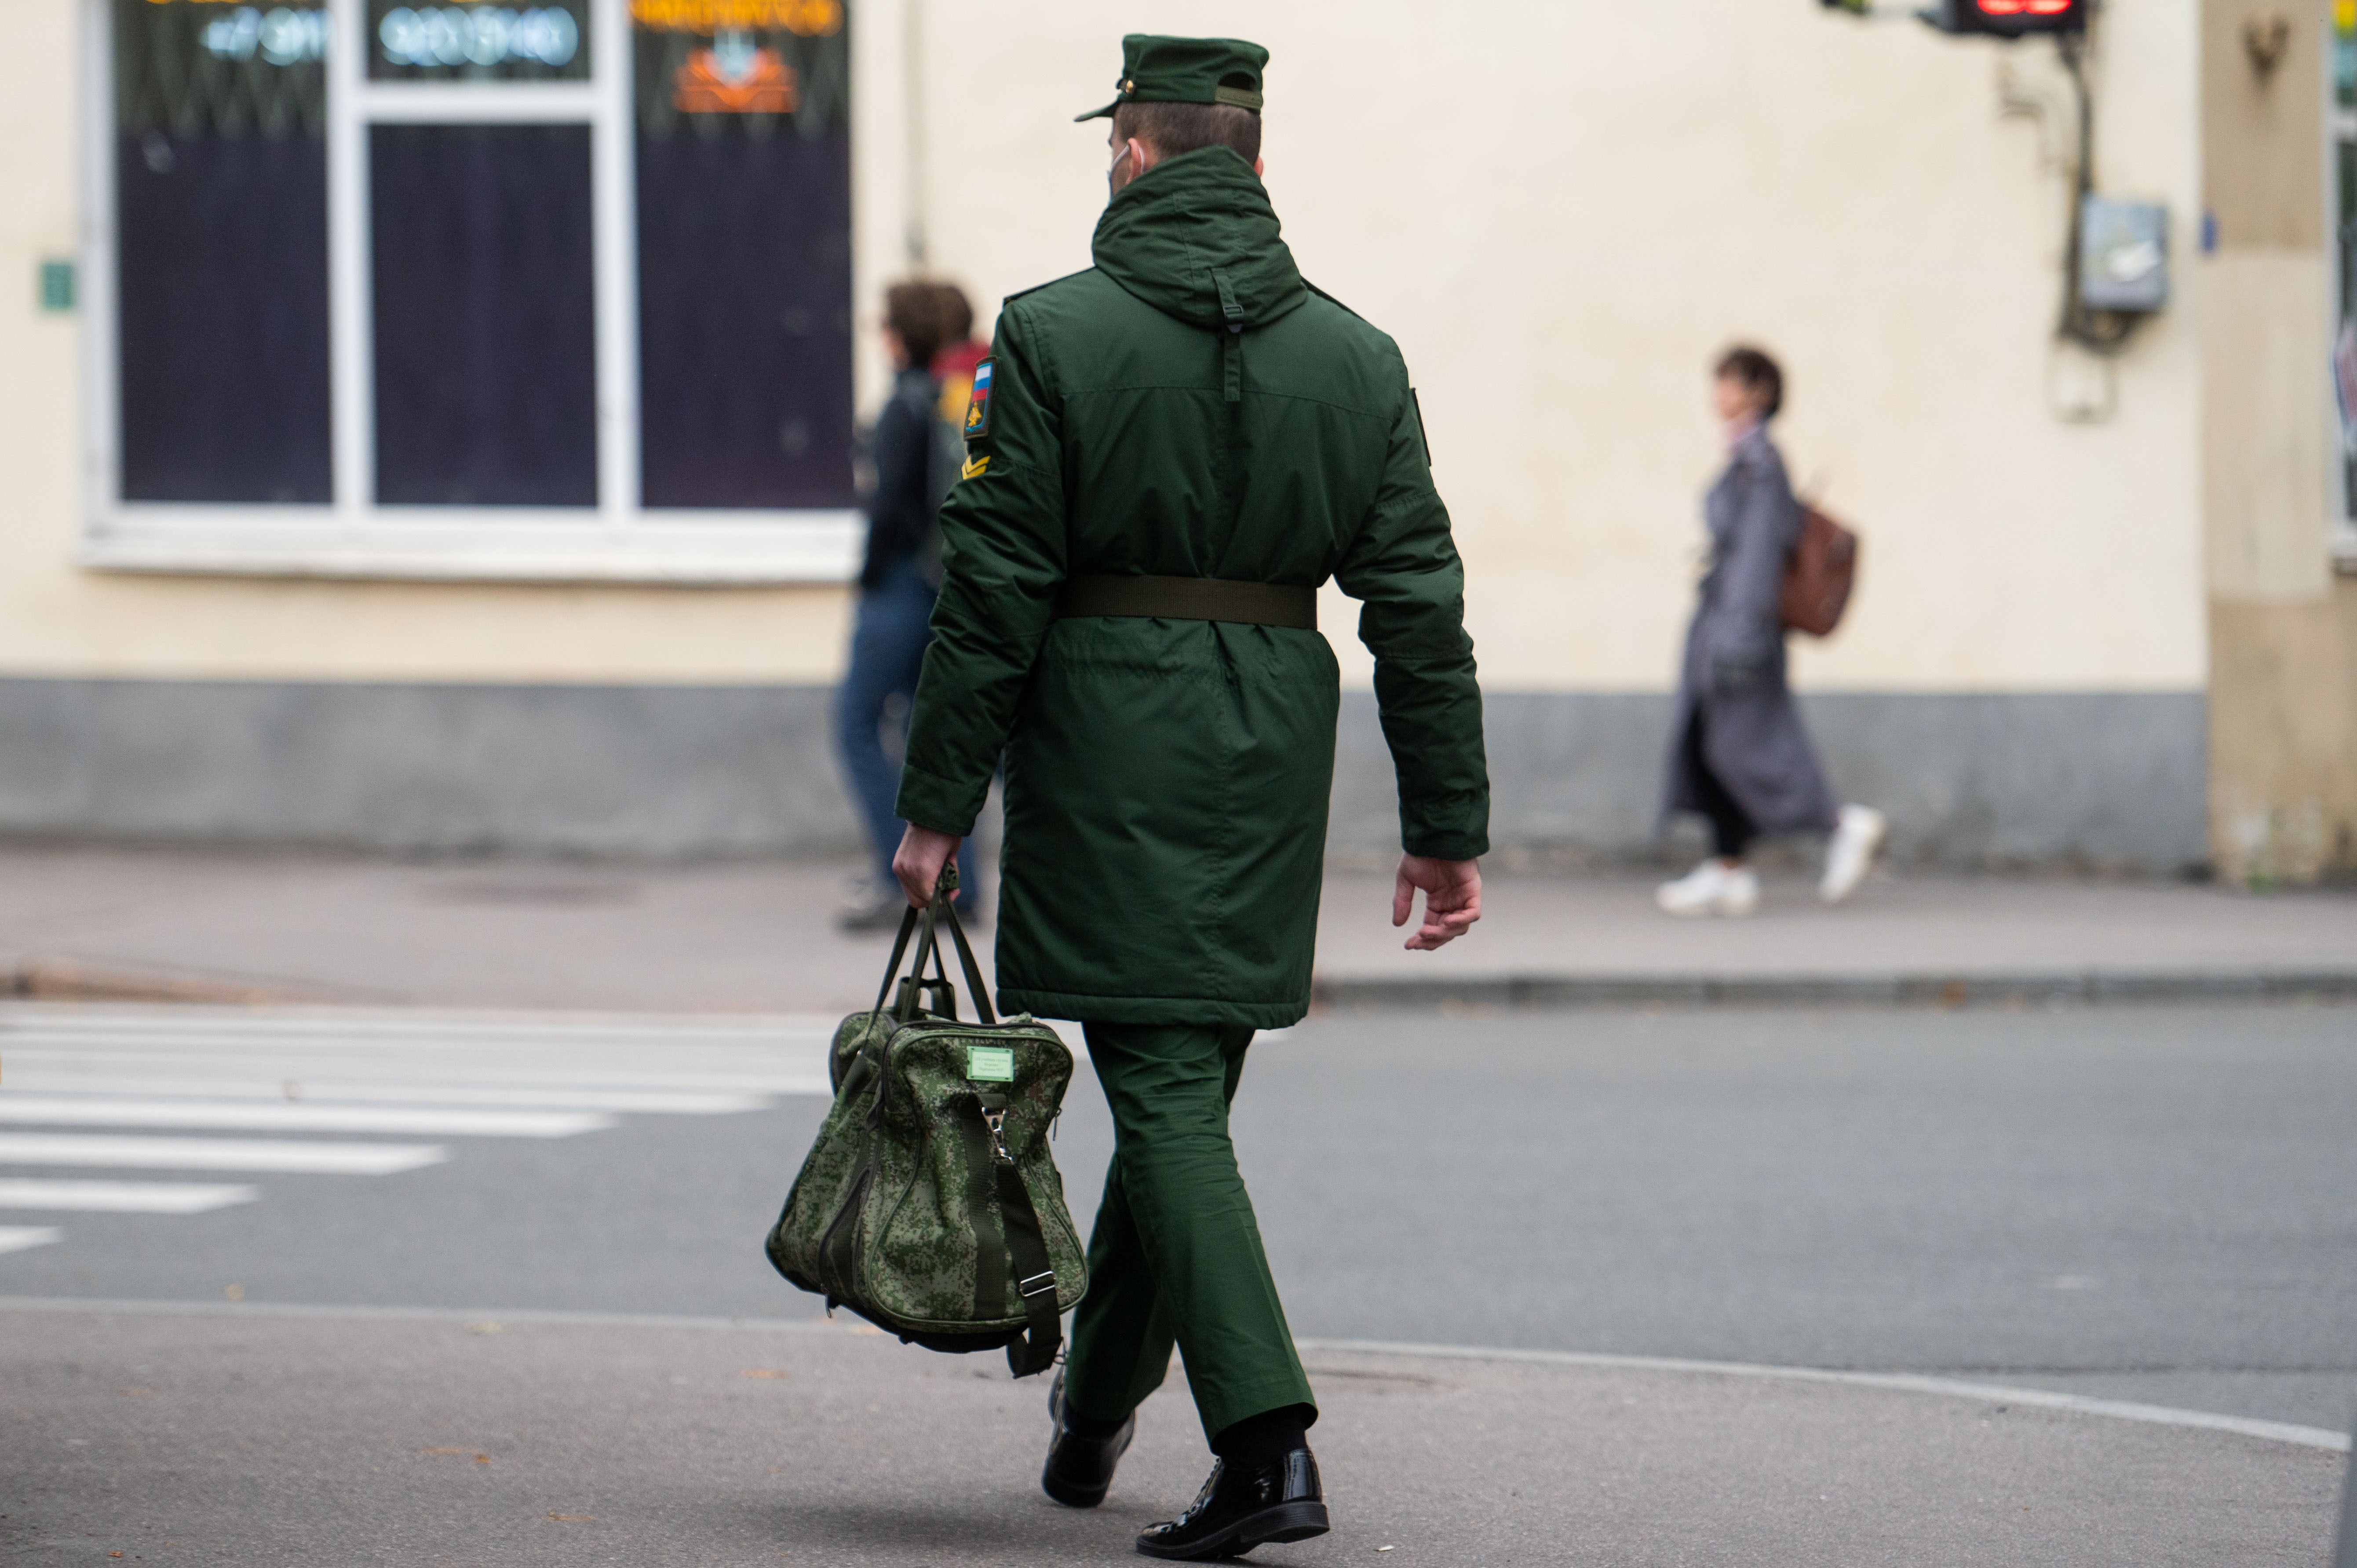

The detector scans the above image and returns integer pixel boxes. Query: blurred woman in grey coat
[1657,346,1884,916]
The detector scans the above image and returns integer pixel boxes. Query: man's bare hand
[1392,855,1482,951]
[891,824,963,908]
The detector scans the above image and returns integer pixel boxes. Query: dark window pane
[2342,138,2357,518]
[635,2,852,508]
[114,0,331,503]
[368,0,590,82]
[2341,12,2357,518]
[371,123,598,507]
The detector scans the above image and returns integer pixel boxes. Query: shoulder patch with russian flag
[962,358,994,440]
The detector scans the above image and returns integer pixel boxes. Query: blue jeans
[835,559,978,895]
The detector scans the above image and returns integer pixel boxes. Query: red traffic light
[1919,0,2086,34]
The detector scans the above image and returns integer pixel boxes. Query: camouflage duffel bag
[765,880,1086,1376]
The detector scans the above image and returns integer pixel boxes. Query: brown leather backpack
[1781,504,1859,637]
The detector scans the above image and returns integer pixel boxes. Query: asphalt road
[14,1312,2343,1568]
[6,1002,2353,1432]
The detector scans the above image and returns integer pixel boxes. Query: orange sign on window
[674,38,796,113]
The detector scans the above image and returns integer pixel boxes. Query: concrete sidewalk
[0,846,2350,1011]
[1312,866,2357,1007]
[3,1302,2342,1567]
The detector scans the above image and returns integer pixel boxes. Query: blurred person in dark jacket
[1657,345,1884,916]
[835,279,980,931]
[930,283,988,428]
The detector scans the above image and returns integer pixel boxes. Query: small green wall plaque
[37,260,74,314]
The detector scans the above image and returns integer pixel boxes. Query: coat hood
[1091,146,1310,332]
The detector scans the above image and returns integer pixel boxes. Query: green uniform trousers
[1060,1021,1317,1443]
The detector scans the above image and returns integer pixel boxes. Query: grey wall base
[0,679,861,858]
[0,679,2208,871]
[1337,690,2211,874]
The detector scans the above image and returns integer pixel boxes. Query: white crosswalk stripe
[0,1134,449,1174]
[4,1056,824,1095]
[0,1077,769,1113]
[0,1003,839,1257]
[0,1179,257,1214]
[0,1098,617,1138]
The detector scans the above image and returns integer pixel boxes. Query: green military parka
[896,146,1488,1028]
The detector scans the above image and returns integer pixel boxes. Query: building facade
[0,0,2348,875]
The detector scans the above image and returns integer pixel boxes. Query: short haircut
[1714,345,1784,420]
[884,280,949,370]
[927,281,974,347]
[1113,98,1261,165]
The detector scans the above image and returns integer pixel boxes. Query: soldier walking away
[835,279,980,931]
[887,34,1489,1561]
[1657,345,1885,917]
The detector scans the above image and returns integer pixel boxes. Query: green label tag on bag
[965,1045,1015,1083]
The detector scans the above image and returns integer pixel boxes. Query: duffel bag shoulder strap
[999,1158,1062,1376]
[935,880,1064,1373]
[936,884,1060,1374]
[974,1088,1061,1377]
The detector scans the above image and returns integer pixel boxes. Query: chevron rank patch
[961,455,990,480]
[962,358,993,439]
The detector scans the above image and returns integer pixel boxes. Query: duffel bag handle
[868,904,927,1022]
[862,898,942,1130]
[934,894,996,1028]
[867,864,996,1031]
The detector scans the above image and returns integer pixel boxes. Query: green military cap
[1074,34,1269,122]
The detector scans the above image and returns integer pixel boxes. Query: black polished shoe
[1042,1369,1134,1509]
[1135,1448,1328,1561]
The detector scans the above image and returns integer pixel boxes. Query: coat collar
[1091,146,1310,332]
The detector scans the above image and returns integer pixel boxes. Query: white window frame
[76,0,859,584]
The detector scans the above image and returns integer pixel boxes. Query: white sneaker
[1820,805,1888,904]
[1656,859,1760,918]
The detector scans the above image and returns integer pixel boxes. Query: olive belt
[1053,575,1317,631]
